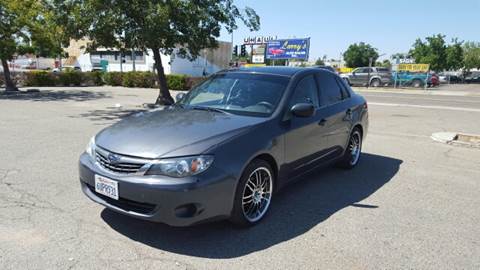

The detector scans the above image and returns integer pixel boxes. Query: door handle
[318,119,327,126]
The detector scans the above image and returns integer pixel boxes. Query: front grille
[95,149,145,174]
[86,184,156,214]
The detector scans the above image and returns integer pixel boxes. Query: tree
[0,0,74,91]
[409,34,447,71]
[343,42,379,68]
[445,38,464,70]
[81,0,260,105]
[315,57,325,66]
[0,0,39,91]
[375,59,392,68]
[463,41,480,70]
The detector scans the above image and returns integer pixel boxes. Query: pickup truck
[391,71,438,88]
[340,67,392,87]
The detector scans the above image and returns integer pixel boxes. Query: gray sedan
[79,67,369,227]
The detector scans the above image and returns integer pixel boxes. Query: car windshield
[177,72,290,117]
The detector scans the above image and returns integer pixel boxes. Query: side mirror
[175,92,186,102]
[291,103,315,118]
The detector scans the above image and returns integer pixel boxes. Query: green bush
[166,74,187,90]
[103,72,123,86]
[122,71,156,88]
[83,71,104,86]
[58,71,82,86]
[24,71,57,86]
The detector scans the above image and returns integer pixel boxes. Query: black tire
[229,159,274,227]
[370,78,381,87]
[412,79,422,88]
[337,128,363,169]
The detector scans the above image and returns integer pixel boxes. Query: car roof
[223,66,306,77]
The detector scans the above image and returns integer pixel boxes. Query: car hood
[95,107,266,159]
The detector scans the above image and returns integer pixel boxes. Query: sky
[219,0,480,61]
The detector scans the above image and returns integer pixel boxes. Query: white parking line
[364,94,480,104]
[368,102,480,113]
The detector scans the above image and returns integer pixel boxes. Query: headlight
[85,136,96,158]
[145,155,214,177]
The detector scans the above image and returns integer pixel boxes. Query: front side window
[290,75,319,108]
[179,73,289,117]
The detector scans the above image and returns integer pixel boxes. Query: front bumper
[79,153,236,227]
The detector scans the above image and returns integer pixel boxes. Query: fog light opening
[175,203,203,218]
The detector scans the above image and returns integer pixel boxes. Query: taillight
[363,102,368,110]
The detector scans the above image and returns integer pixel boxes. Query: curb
[431,132,480,148]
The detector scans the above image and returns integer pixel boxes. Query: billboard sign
[266,38,310,60]
[243,36,277,45]
[397,63,430,72]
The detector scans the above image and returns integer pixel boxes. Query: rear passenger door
[315,71,353,157]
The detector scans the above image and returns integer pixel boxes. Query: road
[0,85,479,269]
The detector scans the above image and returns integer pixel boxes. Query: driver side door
[284,74,331,178]
[351,68,369,86]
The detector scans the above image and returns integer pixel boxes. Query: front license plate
[94,175,119,200]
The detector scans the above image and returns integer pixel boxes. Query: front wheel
[230,159,274,227]
[337,128,363,169]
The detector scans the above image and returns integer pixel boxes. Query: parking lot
[1,85,479,269]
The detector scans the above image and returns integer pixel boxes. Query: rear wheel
[370,78,381,87]
[229,159,274,227]
[337,128,362,169]
[412,79,422,88]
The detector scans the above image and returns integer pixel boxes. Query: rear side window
[290,75,319,107]
[316,72,343,106]
[377,68,390,72]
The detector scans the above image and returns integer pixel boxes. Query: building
[65,39,232,76]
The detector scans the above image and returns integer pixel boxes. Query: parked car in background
[52,66,81,73]
[340,67,392,87]
[465,71,480,84]
[79,67,369,227]
[438,73,462,84]
[392,71,437,88]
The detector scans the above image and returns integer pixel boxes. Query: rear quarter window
[377,68,390,73]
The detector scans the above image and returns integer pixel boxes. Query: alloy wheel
[241,167,273,222]
[349,131,362,166]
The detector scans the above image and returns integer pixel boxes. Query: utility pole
[250,44,254,63]
[132,50,136,72]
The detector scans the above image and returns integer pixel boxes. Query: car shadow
[0,89,110,102]
[101,153,402,258]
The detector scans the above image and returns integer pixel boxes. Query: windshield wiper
[190,106,229,114]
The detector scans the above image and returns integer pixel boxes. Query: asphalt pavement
[0,85,479,269]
